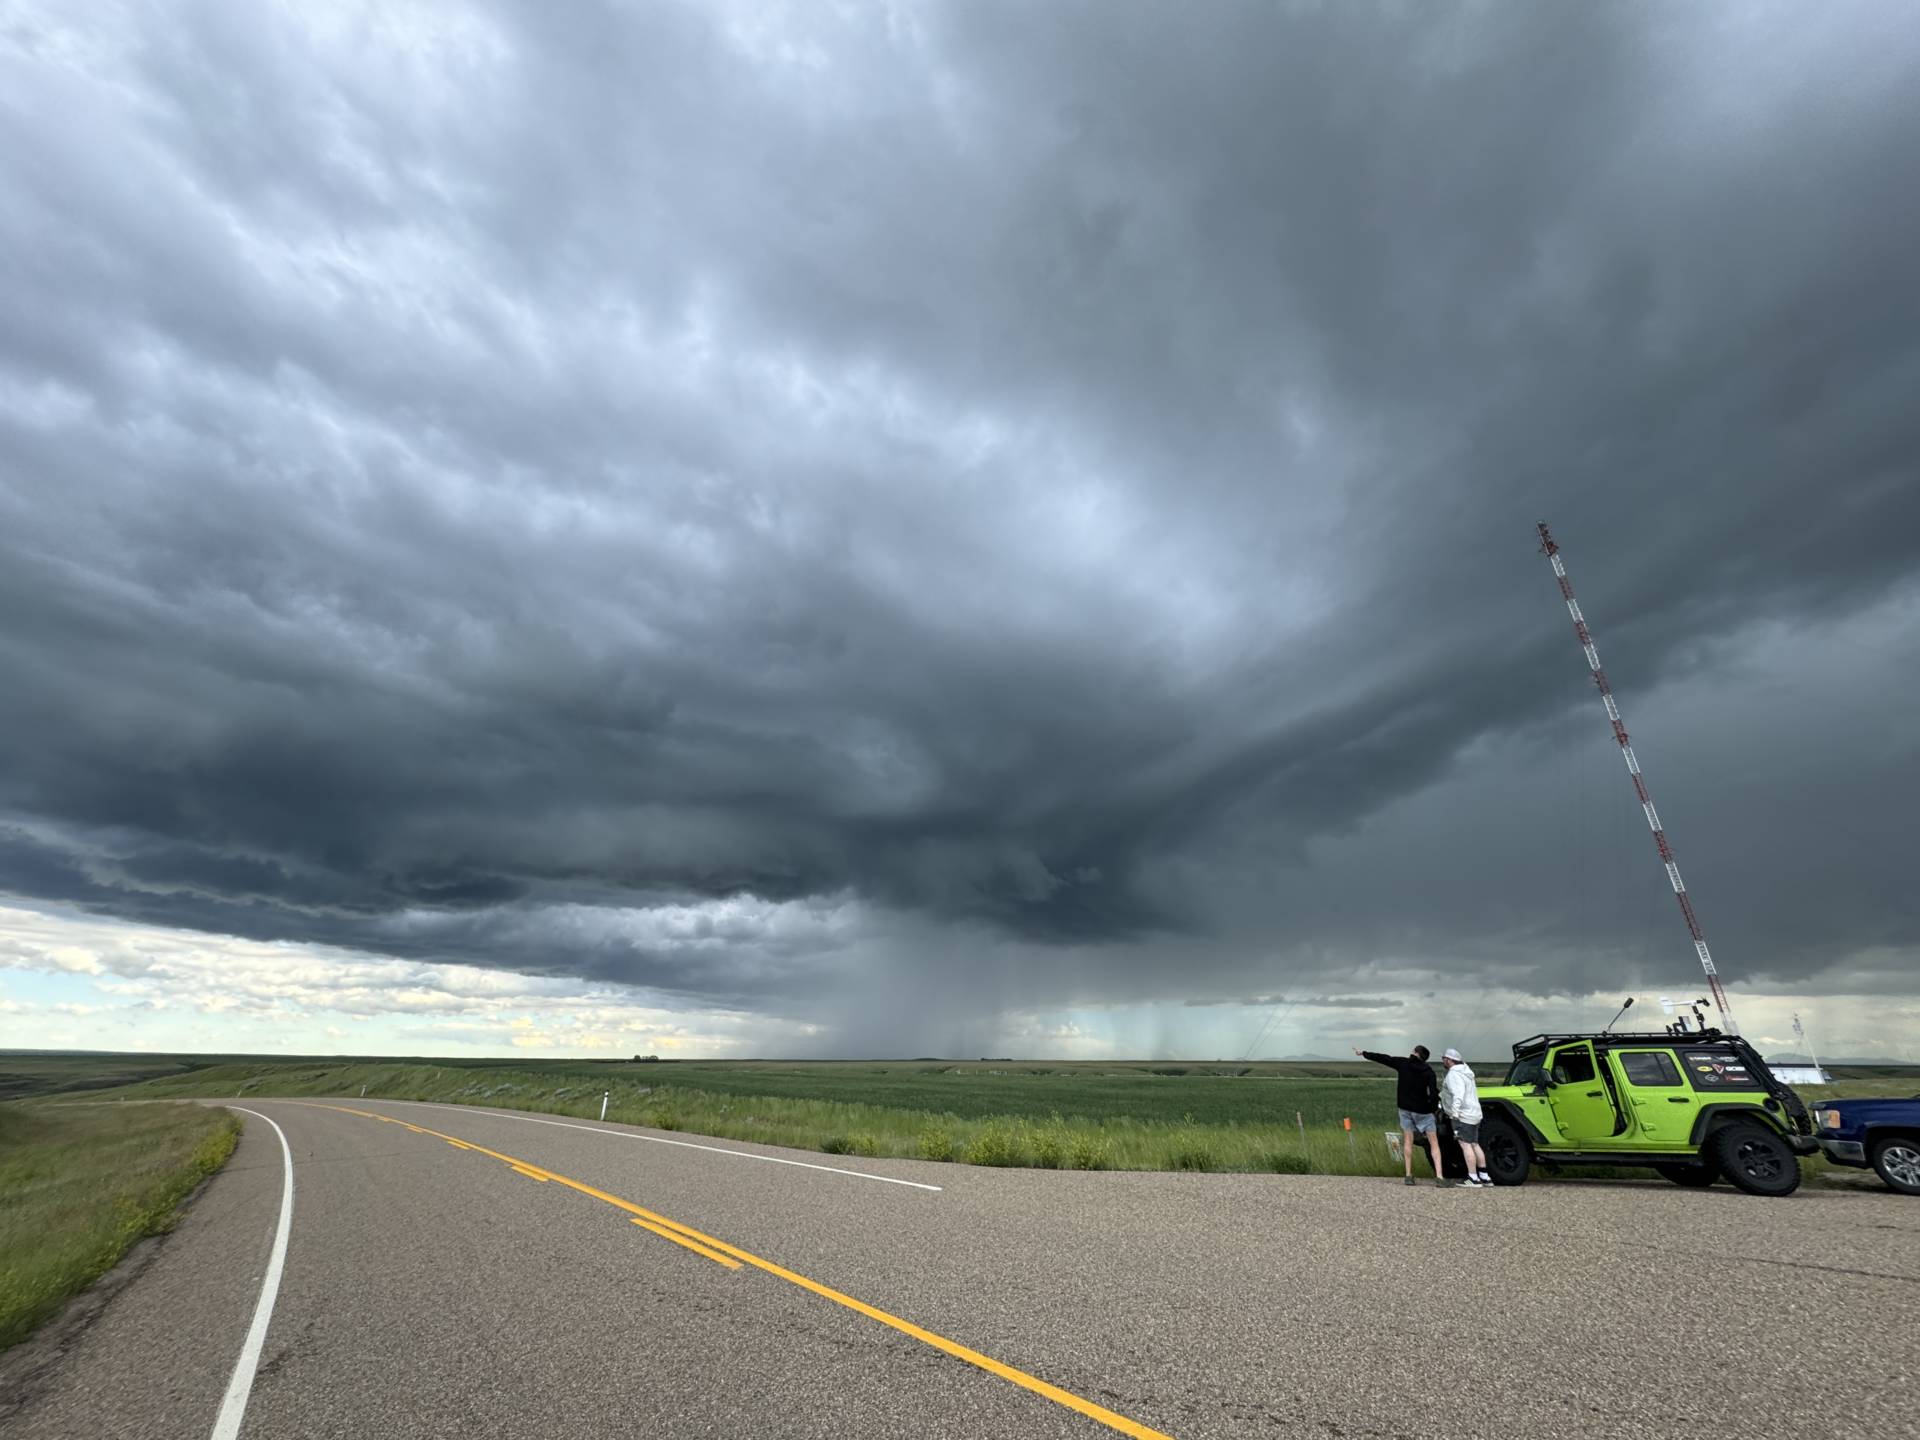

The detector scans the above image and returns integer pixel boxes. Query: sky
[1,1,1917,1063]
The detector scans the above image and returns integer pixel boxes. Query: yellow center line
[291,1102,1175,1440]
[630,1216,743,1268]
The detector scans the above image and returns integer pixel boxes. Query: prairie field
[40,1050,1915,1181]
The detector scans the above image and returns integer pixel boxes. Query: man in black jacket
[1353,1044,1444,1186]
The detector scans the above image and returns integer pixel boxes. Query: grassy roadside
[113,1060,1407,1175]
[0,1103,241,1352]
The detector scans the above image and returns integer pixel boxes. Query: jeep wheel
[1653,1162,1718,1188]
[1871,1136,1920,1195]
[1480,1117,1530,1186]
[1711,1123,1801,1197]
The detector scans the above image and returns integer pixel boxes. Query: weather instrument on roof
[1536,522,1738,1034]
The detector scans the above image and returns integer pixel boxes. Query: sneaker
[1454,1178,1482,1187]
[1434,1178,1447,1188]
[1403,1175,1415,1187]
[1476,1172,1493,1185]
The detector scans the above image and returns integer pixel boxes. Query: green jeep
[1474,1029,1818,1196]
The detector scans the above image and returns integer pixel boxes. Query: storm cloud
[2,1,1917,1052]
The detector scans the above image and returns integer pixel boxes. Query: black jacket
[1361,1051,1439,1114]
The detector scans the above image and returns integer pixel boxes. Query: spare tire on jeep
[1710,1121,1801,1197]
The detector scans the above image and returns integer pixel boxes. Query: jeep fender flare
[1688,1103,1783,1148]
[1481,1099,1545,1149]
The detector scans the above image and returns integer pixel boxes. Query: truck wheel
[1480,1117,1530,1186]
[1871,1136,1920,1195]
[1653,1162,1718,1188]
[1711,1123,1801,1197]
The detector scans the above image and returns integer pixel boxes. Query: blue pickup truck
[1812,1095,1920,1194]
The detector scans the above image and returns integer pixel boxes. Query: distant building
[1767,1063,1831,1086]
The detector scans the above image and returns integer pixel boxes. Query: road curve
[7,1099,1915,1439]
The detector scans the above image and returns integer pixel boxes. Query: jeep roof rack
[1511,1029,1728,1056]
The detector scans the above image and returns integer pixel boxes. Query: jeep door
[1545,1042,1619,1141]
[1610,1049,1692,1142]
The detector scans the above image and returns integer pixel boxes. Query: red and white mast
[1536,522,1738,1034]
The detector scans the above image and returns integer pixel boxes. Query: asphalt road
[6,1099,1915,1439]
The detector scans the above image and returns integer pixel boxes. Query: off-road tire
[1710,1122,1801,1197]
[1653,1162,1718,1188]
[1870,1135,1920,1196]
[1480,1116,1530,1186]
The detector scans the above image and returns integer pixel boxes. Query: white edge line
[210,1106,295,1440]
[367,1099,942,1192]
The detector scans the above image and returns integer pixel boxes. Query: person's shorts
[1453,1121,1481,1143]
[1396,1109,1437,1134]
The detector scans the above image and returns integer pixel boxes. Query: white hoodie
[1442,1063,1482,1125]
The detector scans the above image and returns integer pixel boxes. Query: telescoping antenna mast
[1536,522,1738,1035]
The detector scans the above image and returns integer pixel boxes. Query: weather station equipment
[1537,523,1738,1034]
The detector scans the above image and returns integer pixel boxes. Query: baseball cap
[1442,1047,1463,1062]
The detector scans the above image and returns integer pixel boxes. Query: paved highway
[5,1099,1914,1438]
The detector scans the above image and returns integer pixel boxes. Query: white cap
[1442,1047,1463,1062]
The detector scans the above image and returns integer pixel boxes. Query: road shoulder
[2,1113,286,1440]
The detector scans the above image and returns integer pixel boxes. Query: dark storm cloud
[2,1,1918,1019]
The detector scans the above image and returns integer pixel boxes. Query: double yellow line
[305,1104,1175,1440]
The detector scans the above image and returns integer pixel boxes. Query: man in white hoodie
[1440,1048,1490,1187]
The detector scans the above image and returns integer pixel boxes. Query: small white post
[600,1091,609,1121]
[360,1084,367,1097]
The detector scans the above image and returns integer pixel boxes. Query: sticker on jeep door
[1680,1050,1756,1089]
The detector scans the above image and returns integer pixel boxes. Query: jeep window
[1548,1048,1596,1085]
[1507,1056,1547,1087]
[1617,1051,1683,1086]
[1680,1049,1758,1091]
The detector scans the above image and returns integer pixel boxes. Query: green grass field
[102,1057,1409,1174]
[0,1052,217,1102]
[120,1055,1397,1122]
[71,1051,1920,1183]
[0,1102,240,1351]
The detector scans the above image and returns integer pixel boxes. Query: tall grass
[0,1103,240,1351]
